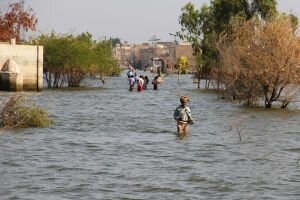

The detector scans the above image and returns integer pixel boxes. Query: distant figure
[152,76,159,90]
[143,76,149,89]
[173,96,194,136]
[137,75,144,92]
[157,66,162,77]
[127,67,134,78]
[128,75,135,91]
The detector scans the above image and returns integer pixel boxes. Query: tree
[110,37,121,47]
[37,32,121,88]
[216,16,300,108]
[178,0,279,89]
[176,56,190,84]
[0,1,38,41]
[177,56,190,74]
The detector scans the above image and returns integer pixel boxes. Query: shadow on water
[0,71,300,200]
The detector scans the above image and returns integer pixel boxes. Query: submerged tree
[178,0,278,89]
[177,56,190,74]
[38,32,121,88]
[216,16,300,108]
[0,1,38,41]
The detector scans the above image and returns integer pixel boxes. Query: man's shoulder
[175,105,182,109]
[185,106,191,111]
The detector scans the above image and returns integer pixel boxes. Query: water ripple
[0,72,300,199]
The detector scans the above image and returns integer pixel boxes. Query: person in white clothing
[173,96,194,136]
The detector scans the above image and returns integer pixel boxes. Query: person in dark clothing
[143,76,149,89]
[152,76,159,90]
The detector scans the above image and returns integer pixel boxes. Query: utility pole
[169,33,178,45]
[148,35,160,57]
[21,0,24,10]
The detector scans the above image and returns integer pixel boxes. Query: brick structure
[175,42,196,67]
[113,41,196,71]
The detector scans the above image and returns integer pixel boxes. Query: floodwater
[0,71,300,200]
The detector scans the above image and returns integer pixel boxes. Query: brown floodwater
[0,71,300,199]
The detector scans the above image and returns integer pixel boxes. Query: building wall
[113,44,133,66]
[0,43,43,91]
[131,43,150,60]
[113,41,197,70]
[175,44,196,67]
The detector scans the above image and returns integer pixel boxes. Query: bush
[216,16,300,108]
[0,95,53,128]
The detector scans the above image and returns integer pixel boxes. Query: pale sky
[1,0,299,44]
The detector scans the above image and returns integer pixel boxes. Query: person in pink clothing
[137,75,144,92]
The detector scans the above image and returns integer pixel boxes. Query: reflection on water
[0,71,300,199]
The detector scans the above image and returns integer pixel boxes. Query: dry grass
[0,95,53,128]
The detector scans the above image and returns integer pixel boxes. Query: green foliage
[178,3,202,55]
[92,39,122,76]
[282,13,299,31]
[178,0,281,88]
[177,56,190,74]
[37,32,121,88]
[110,37,121,47]
[17,107,52,128]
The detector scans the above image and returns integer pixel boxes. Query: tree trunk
[281,102,289,109]
[264,100,272,108]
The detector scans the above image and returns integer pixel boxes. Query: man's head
[180,96,189,105]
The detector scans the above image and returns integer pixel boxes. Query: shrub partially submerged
[216,16,300,108]
[0,95,52,128]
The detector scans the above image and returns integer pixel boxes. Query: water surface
[1,72,300,200]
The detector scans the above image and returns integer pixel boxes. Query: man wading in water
[173,96,194,136]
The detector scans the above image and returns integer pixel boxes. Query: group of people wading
[126,67,194,137]
[127,67,161,92]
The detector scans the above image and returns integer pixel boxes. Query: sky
[1,0,300,44]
